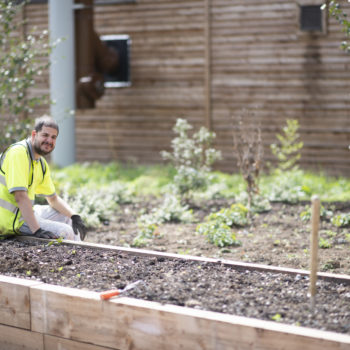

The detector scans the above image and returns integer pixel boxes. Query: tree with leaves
[0,0,55,151]
[322,1,350,52]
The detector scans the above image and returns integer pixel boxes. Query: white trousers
[19,205,81,241]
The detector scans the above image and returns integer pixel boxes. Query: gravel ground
[1,238,350,334]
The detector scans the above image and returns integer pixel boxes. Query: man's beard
[33,139,55,156]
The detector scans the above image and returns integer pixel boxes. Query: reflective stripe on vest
[0,174,5,186]
[0,198,17,213]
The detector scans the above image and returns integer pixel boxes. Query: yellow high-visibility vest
[0,139,55,235]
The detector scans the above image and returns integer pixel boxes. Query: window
[300,5,323,32]
[100,35,131,88]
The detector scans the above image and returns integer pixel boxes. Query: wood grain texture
[22,0,350,175]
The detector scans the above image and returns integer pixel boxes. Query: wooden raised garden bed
[1,239,350,350]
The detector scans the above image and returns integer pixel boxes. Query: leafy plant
[196,203,247,247]
[161,118,221,200]
[132,193,194,247]
[0,0,57,150]
[267,170,309,204]
[319,237,332,249]
[331,213,350,227]
[270,313,282,322]
[47,237,64,246]
[235,192,272,213]
[300,205,334,222]
[270,119,303,172]
[196,221,240,247]
[322,1,350,52]
[59,182,129,227]
[205,203,249,227]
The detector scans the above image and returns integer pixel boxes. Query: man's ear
[31,130,37,141]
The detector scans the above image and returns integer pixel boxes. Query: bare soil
[88,198,350,275]
[1,198,350,334]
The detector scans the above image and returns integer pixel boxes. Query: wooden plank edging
[17,237,350,285]
[29,282,350,350]
[0,270,350,349]
[0,275,43,329]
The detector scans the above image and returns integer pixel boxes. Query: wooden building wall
[25,1,350,175]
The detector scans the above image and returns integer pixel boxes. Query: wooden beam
[29,283,350,350]
[0,324,43,350]
[204,0,212,130]
[0,275,42,329]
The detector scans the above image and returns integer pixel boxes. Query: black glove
[33,228,57,239]
[71,215,87,241]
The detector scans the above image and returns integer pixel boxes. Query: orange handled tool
[100,280,142,300]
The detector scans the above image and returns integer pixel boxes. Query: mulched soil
[0,239,350,335]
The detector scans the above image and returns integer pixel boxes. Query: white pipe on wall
[49,0,76,167]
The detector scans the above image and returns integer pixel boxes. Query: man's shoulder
[6,141,28,157]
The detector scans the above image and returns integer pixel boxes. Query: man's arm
[46,194,87,240]
[14,190,40,233]
[46,193,75,218]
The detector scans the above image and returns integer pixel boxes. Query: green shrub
[331,213,350,227]
[196,203,248,247]
[270,119,303,172]
[235,192,272,213]
[319,237,332,249]
[300,205,334,223]
[196,221,241,247]
[266,170,309,203]
[0,0,56,150]
[161,118,221,200]
[206,203,249,227]
[59,181,131,227]
[132,193,194,247]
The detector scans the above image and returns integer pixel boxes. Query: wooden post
[309,195,320,310]
[204,0,212,130]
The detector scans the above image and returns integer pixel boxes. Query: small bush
[236,192,272,214]
[196,203,248,247]
[270,119,303,172]
[196,221,241,248]
[132,193,194,247]
[331,213,350,227]
[299,205,333,223]
[319,237,332,249]
[161,118,221,200]
[59,181,131,228]
[205,203,249,227]
[267,170,309,204]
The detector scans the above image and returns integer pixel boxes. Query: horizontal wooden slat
[19,1,350,176]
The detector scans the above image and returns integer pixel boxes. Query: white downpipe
[49,0,75,167]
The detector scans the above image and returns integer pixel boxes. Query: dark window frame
[300,5,323,32]
[100,34,131,88]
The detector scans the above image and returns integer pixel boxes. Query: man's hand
[71,215,87,241]
[33,228,57,239]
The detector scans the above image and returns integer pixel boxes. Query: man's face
[31,126,58,156]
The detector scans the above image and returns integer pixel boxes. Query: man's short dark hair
[34,115,59,135]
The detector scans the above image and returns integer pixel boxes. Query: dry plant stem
[232,112,263,212]
[309,195,320,310]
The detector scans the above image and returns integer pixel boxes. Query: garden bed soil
[1,199,350,334]
[0,239,350,335]
[88,199,350,275]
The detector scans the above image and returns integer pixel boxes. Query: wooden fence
[24,0,350,175]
